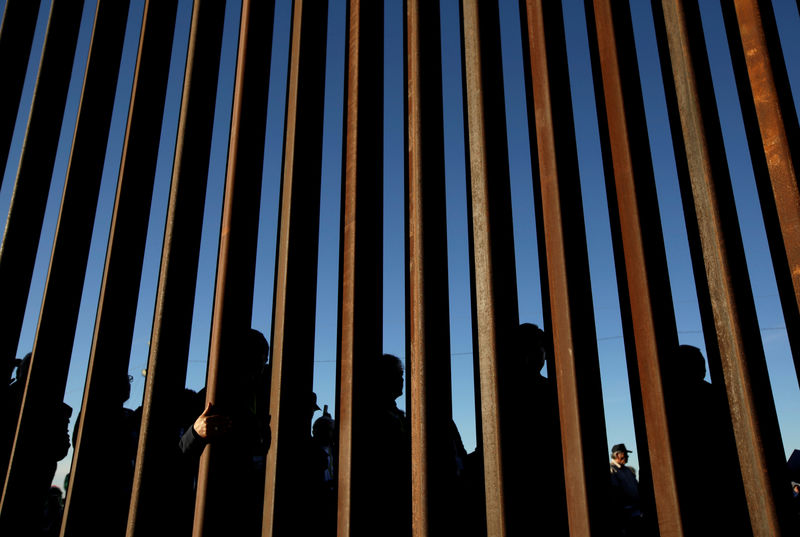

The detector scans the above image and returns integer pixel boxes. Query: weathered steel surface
[519,0,610,534]
[460,1,520,535]
[61,1,179,536]
[0,1,130,533]
[655,0,796,534]
[650,3,754,535]
[584,0,685,534]
[720,0,800,389]
[261,0,326,535]
[193,1,275,535]
[337,1,384,536]
[126,1,225,535]
[0,0,84,416]
[0,0,42,192]
[406,0,454,535]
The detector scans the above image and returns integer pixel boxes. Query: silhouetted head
[229,329,269,390]
[370,354,404,403]
[243,329,269,376]
[676,345,707,382]
[114,371,133,406]
[14,353,32,385]
[308,391,322,425]
[313,413,335,445]
[516,323,547,375]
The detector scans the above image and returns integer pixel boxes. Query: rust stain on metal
[588,0,685,534]
[659,0,790,534]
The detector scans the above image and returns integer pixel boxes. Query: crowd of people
[3,325,800,536]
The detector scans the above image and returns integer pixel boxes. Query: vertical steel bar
[0,0,42,191]
[192,2,276,535]
[459,1,520,535]
[0,0,84,417]
[126,1,226,535]
[583,12,659,533]
[655,0,796,533]
[584,0,685,534]
[0,0,46,495]
[519,0,610,534]
[720,0,800,388]
[336,1,384,535]
[650,2,754,535]
[60,1,179,535]
[259,0,327,535]
[405,0,454,535]
[0,1,130,533]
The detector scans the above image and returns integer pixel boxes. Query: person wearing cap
[609,443,643,536]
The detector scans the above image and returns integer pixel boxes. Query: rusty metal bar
[653,0,797,534]
[518,0,610,534]
[126,1,226,535]
[650,2,755,535]
[59,1,179,535]
[0,0,42,191]
[405,0,455,535]
[0,0,84,418]
[336,1,384,535]
[192,1,276,535]
[0,0,130,533]
[719,0,800,388]
[584,0,686,534]
[257,0,328,535]
[459,1,520,535]
[650,4,754,537]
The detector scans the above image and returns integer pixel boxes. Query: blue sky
[1,0,799,490]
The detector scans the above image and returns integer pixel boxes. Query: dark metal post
[584,0,685,534]
[60,2,179,535]
[0,0,42,191]
[192,1,275,535]
[0,0,84,419]
[126,1,226,534]
[260,0,326,535]
[459,1,520,535]
[0,0,130,533]
[336,1,384,535]
[405,0,455,535]
[519,1,610,534]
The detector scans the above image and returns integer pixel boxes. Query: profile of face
[613,451,628,466]
[517,323,546,374]
[387,357,404,400]
[374,354,404,402]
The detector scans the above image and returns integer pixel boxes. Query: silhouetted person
[41,486,64,537]
[356,353,410,537]
[442,418,474,537]
[609,443,643,536]
[3,353,71,537]
[505,323,568,535]
[665,345,751,536]
[309,404,336,536]
[67,371,140,536]
[179,328,270,535]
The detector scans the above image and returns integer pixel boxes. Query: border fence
[0,0,799,536]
